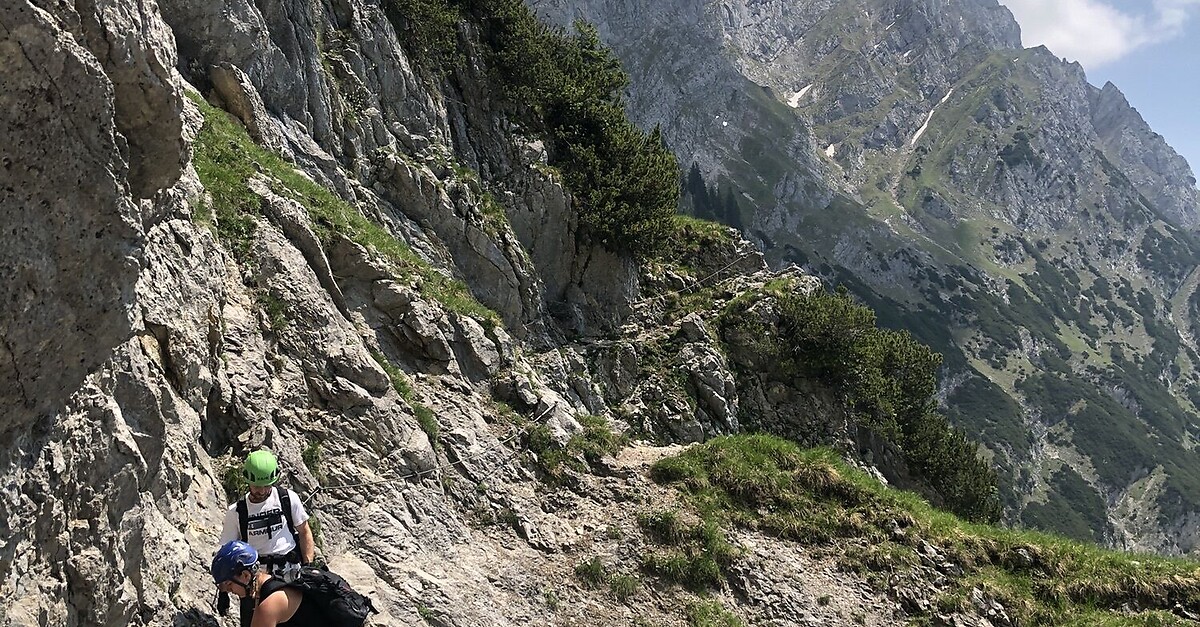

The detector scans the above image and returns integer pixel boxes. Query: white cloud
[1001,0,1200,67]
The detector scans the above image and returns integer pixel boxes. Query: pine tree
[384,0,679,257]
[722,186,742,230]
[685,162,711,219]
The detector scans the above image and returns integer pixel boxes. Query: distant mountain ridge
[540,0,1200,554]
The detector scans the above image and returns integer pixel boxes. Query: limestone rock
[209,63,286,152]
[72,0,187,198]
[0,0,145,433]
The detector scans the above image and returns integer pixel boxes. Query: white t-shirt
[218,487,309,557]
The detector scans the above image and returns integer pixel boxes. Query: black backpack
[263,567,379,626]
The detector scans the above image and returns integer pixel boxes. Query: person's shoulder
[253,584,291,624]
[256,582,304,625]
[284,488,310,514]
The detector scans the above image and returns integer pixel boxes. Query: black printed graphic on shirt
[246,508,285,539]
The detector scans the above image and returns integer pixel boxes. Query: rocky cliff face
[539,0,1200,555]
[0,0,633,622]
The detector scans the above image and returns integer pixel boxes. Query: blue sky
[1000,0,1199,182]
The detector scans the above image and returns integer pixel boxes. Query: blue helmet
[211,540,258,584]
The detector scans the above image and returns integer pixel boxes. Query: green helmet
[243,450,280,487]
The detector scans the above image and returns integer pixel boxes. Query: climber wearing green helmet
[217,449,317,627]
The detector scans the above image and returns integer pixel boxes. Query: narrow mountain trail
[470,443,907,626]
[325,441,908,626]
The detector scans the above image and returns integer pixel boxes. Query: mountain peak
[1090,78,1200,225]
[1098,80,1130,104]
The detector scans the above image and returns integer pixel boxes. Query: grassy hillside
[650,435,1200,625]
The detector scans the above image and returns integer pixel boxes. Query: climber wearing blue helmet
[212,540,260,595]
[212,540,325,626]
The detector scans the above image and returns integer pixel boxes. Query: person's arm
[289,490,315,564]
[215,506,240,615]
[295,521,316,564]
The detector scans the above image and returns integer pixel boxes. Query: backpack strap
[258,576,290,605]
[277,487,300,549]
[237,498,249,542]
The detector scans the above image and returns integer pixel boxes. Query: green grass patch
[572,414,628,464]
[220,458,249,503]
[255,290,290,332]
[575,555,607,588]
[479,190,508,234]
[609,573,639,601]
[649,214,746,319]
[369,349,439,447]
[523,415,628,481]
[302,440,324,484]
[685,600,744,627]
[414,402,440,447]
[308,514,324,550]
[637,510,738,590]
[190,95,263,264]
[523,423,565,477]
[371,349,415,402]
[661,215,736,263]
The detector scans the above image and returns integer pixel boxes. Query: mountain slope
[539,0,1200,554]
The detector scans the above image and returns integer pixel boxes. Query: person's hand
[216,591,230,616]
[309,554,328,570]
